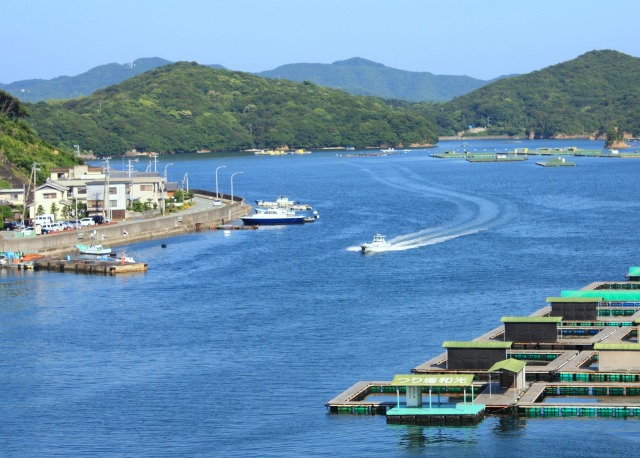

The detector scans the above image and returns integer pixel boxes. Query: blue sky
[2,0,639,83]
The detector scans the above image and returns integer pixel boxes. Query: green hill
[426,50,640,138]
[0,58,174,103]
[26,62,438,156]
[0,91,81,187]
[258,57,492,102]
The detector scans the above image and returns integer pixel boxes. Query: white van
[40,222,63,233]
[35,214,55,225]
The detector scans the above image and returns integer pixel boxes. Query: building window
[109,187,117,194]
[43,193,57,199]
[109,199,117,208]
[140,185,153,191]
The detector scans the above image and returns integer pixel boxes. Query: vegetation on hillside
[0,90,81,185]
[27,62,439,155]
[418,50,640,138]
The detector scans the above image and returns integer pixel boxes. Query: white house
[0,188,24,206]
[32,181,70,220]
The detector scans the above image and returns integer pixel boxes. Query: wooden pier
[34,258,148,275]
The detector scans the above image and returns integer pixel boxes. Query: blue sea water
[2,139,640,456]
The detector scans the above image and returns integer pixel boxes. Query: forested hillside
[27,62,439,155]
[0,91,80,187]
[421,50,640,138]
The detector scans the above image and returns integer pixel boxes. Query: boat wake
[350,165,516,253]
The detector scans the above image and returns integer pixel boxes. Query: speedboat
[361,233,390,253]
[75,243,112,255]
[241,207,305,225]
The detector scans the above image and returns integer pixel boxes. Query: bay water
[2,139,640,456]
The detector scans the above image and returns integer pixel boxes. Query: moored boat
[75,243,112,255]
[241,207,305,225]
[255,196,312,210]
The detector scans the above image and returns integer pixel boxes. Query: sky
[2,0,640,84]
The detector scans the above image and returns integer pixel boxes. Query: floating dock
[327,267,640,424]
[213,224,259,231]
[536,158,576,167]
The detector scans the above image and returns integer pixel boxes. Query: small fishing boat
[361,233,390,253]
[75,243,112,255]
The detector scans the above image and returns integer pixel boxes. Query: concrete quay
[0,190,251,257]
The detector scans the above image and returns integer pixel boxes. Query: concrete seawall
[0,190,251,256]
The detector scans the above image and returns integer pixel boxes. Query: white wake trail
[353,165,516,253]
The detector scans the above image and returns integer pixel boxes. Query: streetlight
[215,165,227,199]
[230,171,243,220]
[128,158,139,178]
[164,163,174,180]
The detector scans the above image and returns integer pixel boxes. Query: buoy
[161,243,167,248]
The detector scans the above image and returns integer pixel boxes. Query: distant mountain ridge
[257,57,493,102]
[2,57,497,103]
[0,58,173,102]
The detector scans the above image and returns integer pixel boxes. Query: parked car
[3,221,23,231]
[80,217,96,226]
[91,215,111,225]
[21,226,36,236]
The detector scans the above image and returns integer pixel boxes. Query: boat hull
[75,244,112,255]
[241,216,305,225]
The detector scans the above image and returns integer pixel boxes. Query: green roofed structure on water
[560,291,640,301]
[628,267,640,277]
[488,359,527,373]
[546,297,603,303]
[501,316,562,323]
[594,343,640,351]
[442,341,512,349]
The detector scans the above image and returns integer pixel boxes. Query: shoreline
[0,190,251,257]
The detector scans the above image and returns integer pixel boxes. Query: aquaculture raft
[328,267,640,425]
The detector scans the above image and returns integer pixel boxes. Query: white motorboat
[75,243,112,255]
[361,233,390,253]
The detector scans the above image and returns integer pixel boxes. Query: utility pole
[22,162,39,224]
[103,157,111,220]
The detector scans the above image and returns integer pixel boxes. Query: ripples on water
[2,140,640,456]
